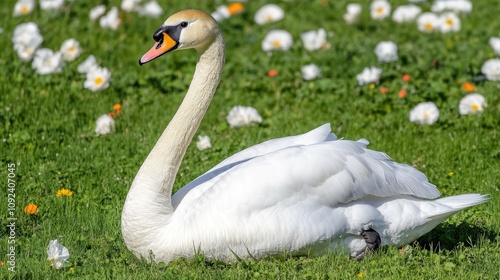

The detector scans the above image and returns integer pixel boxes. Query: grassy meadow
[1,0,499,278]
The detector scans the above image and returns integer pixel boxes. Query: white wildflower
[431,0,472,14]
[32,48,64,75]
[417,12,440,33]
[301,28,329,51]
[459,93,487,115]
[343,3,362,24]
[481,58,500,81]
[226,106,262,128]
[121,0,141,12]
[374,41,398,63]
[13,0,35,17]
[370,0,391,20]
[254,4,285,25]
[196,135,212,150]
[439,12,461,33]
[59,38,82,62]
[356,66,382,85]
[489,37,500,56]
[89,5,106,21]
[100,7,121,30]
[301,64,321,81]
[40,0,65,11]
[409,102,440,125]
[77,55,99,74]
[138,1,163,18]
[392,4,422,23]
[95,114,115,135]
[47,240,70,269]
[261,30,293,52]
[84,67,111,92]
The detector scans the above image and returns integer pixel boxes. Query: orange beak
[139,32,178,65]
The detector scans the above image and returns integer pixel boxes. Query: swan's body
[122,10,488,264]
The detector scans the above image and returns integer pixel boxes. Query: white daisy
[121,0,141,12]
[343,3,362,25]
[488,37,500,56]
[12,22,43,61]
[374,41,398,63]
[84,67,111,92]
[77,55,99,74]
[89,5,106,21]
[459,93,487,115]
[409,102,440,125]
[261,30,293,52]
[212,6,231,22]
[100,7,121,30]
[301,64,321,81]
[392,4,422,23]
[481,58,500,81]
[95,114,115,135]
[138,1,163,18]
[254,4,285,25]
[32,48,64,75]
[196,135,212,150]
[47,240,70,269]
[40,0,65,11]
[439,12,461,33]
[301,28,329,51]
[12,22,43,47]
[356,66,382,85]
[432,0,472,14]
[370,0,391,20]
[226,106,262,128]
[417,12,440,33]
[59,38,82,62]
[14,43,40,61]
[13,0,35,17]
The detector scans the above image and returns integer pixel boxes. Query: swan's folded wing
[174,138,441,216]
[171,124,335,208]
[210,123,336,171]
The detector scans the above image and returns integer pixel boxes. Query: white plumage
[122,9,488,264]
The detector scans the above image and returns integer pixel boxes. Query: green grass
[1,0,499,279]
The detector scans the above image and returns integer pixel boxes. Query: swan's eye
[180,21,188,28]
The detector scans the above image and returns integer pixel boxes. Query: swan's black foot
[355,228,381,261]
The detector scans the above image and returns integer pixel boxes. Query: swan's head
[139,9,220,65]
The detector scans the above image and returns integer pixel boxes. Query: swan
[121,9,488,263]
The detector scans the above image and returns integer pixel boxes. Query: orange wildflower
[267,69,278,77]
[113,103,122,113]
[379,86,389,94]
[461,82,476,92]
[398,89,407,98]
[24,203,38,214]
[402,74,411,82]
[227,2,244,16]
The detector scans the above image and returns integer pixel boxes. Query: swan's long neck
[122,31,224,251]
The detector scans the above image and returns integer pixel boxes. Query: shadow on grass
[416,222,499,252]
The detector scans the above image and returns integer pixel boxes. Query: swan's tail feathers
[429,193,489,219]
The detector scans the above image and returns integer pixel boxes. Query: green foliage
[0,0,499,279]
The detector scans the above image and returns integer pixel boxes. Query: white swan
[121,9,488,263]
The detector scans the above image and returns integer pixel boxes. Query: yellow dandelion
[448,171,454,177]
[24,203,38,214]
[357,272,365,278]
[56,188,73,197]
